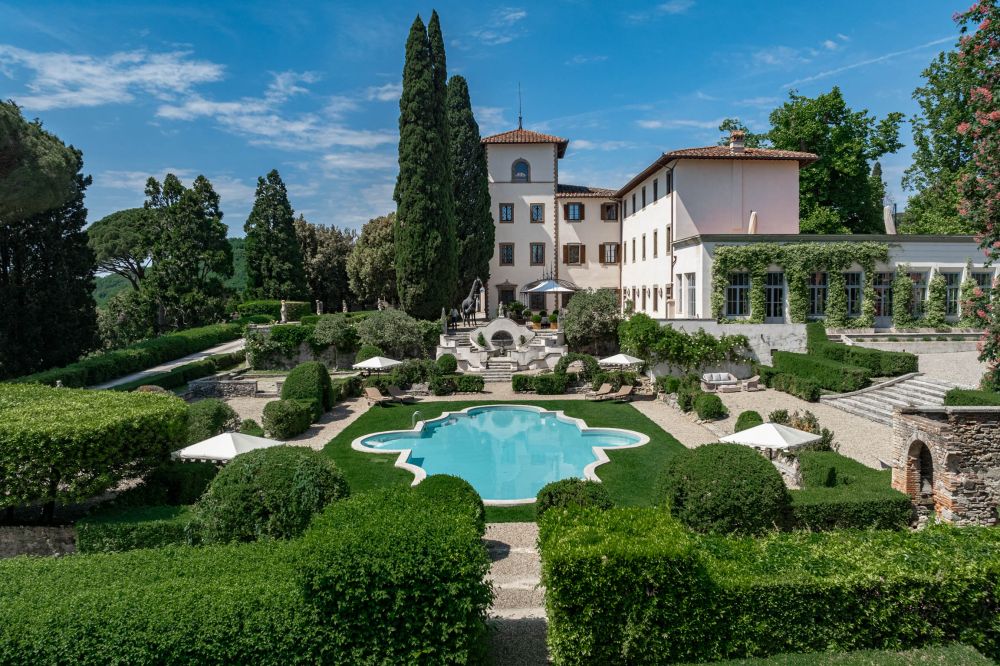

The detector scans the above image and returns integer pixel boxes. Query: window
[565,202,583,221]
[512,159,530,182]
[601,242,619,264]
[653,284,659,311]
[974,271,994,295]
[641,186,647,208]
[874,272,894,317]
[623,242,627,264]
[910,272,927,318]
[942,272,961,317]
[653,178,659,202]
[765,272,784,320]
[641,286,647,311]
[653,230,658,258]
[601,203,618,221]
[632,193,636,215]
[561,293,572,308]
[499,243,514,266]
[687,273,696,317]
[676,276,684,313]
[530,203,545,223]
[529,242,545,266]
[632,238,636,261]
[726,272,750,317]
[529,293,545,310]
[499,203,513,222]
[498,287,515,305]
[808,272,827,317]
[665,170,673,194]
[564,243,585,265]
[666,226,672,255]
[641,234,647,260]
[623,200,628,217]
[845,272,863,317]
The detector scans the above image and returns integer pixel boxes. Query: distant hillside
[93,238,248,308]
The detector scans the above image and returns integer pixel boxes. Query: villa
[483,127,992,327]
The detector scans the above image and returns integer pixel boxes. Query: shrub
[76,505,197,553]
[694,393,727,420]
[531,314,543,324]
[656,375,681,394]
[355,343,383,363]
[769,409,836,451]
[238,419,265,436]
[656,443,790,535]
[532,372,569,395]
[281,361,333,417]
[237,300,311,321]
[186,398,240,444]
[805,322,917,377]
[553,353,601,380]
[331,375,363,402]
[512,374,533,392]
[756,363,779,386]
[436,353,458,374]
[591,370,637,391]
[194,446,349,543]
[111,350,244,392]
[677,384,702,412]
[15,323,242,387]
[299,314,320,326]
[770,373,823,402]
[536,478,613,520]
[454,374,485,393]
[772,351,870,392]
[262,399,312,439]
[944,388,1000,406]
[355,309,433,358]
[0,384,187,513]
[539,509,1000,665]
[735,410,763,432]
[110,460,218,508]
[429,375,457,396]
[310,314,359,352]
[413,474,486,535]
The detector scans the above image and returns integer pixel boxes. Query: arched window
[512,159,531,182]
[918,443,934,494]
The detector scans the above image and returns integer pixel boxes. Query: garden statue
[461,277,483,326]
[316,300,324,315]
[280,300,288,323]
[342,300,348,313]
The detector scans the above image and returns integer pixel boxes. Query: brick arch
[904,439,935,500]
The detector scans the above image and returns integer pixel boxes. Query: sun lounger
[388,385,417,403]
[610,385,634,402]
[585,383,613,401]
[365,387,390,407]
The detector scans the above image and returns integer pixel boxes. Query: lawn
[321,400,687,522]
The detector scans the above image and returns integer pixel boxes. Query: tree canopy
[244,169,306,300]
[347,213,397,307]
[295,215,355,311]
[86,207,154,289]
[561,289,622,354]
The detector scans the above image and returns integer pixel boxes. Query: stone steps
[484,522,548,665]
[822,375,957,425]
[482,360,515,383]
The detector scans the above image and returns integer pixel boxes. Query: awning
[719,423,821,450]
[173,432,284,463]
[352,356,403,371]
[521,279,579,294]
[599,353,644,367]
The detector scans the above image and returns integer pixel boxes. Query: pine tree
[447,75,494,299]
[244,169,306,299]
[393,13,458,319]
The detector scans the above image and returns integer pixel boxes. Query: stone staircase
[820,374,960,425]
[485,523,548,665]
[482,358,516,383]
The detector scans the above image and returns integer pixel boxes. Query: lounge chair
[610,385,634,403]
[388,385,417,403]
[701,372,739,392]
[742,375,761,392]
[365,387,391,407]
[585,383,613,401]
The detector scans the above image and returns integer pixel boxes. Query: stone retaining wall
[188,378,259,399]
[0,526,76,558]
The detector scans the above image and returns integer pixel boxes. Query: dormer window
[512,159,531,182]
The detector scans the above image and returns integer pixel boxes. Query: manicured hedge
[806,322,918,377]
[436,353,458,374]
[429,375,457,396]
[13,323,243,387]
[111,350,245,392]
[770,373,822,402]
[0,385,188,511]
[772,351,870,393]
[944,388,1000,406]
[511,373,570,394]
[789,451,912,530]
[536,478,613,520]
[691,645,992,665]
[113,461,219,507]
[695,393,727,420]
[454,374,485,393]
[735,410,763,432]
[591,370,638,391]
[656,375,682,394]
[237,300,311,321]
[262,399,313,439]
[427,374,485,395]
[186,398,240,444]
[512,374,534,392]
[540,508,1000,665]
[76,505,197,553]
[413,474,486,535]
[280,361,333,418]
[331,375,363,402]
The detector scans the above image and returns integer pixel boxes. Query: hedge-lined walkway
[91,338,246,389]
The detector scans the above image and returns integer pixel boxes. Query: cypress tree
[394,13,457,319]
[244,169,306,299]
[447,75,493,298]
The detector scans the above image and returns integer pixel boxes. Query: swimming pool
[352,405,649,504]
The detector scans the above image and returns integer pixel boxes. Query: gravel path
[224,396,368,450]
[628,399,718,448]
[916,351,985,388]
[485,522,548,665]
[90,338,246,389]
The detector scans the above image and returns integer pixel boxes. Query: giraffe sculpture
[461,277,483,326]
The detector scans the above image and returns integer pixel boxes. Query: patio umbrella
[521,279,577,294]
[719,423,820,459]
[173,432,284,463]
[352,356,403,372]
[598,353,645,367]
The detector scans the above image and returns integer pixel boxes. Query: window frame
[566,202,583,221]
[601,203,618,221]
[687,273,696,317]
[653,230,658,258]
[942,271,962,317]
[499,203,514,223]
[641,234,647,261]
[530,203,545,223]
[641,186,647,209]
[498,242,515,266]
[653,178,659,202]
[874,272,894,318]
[726,272,750,318]
[808,272,828,318]
[844,271,863,318]
[511,159,531,183]
[529,242,546,266]
[601,242,619,265]
[566,243,583,265]
[909,271,928,318]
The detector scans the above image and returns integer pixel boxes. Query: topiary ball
[735,410,764,432]
[536,478,613,520]
[355,344,383,363]
[194,446,349,543]
[187,398,240,445]
[694,392,727,420]
[412,474,485,535]
[655,443,790,535]
[435,353,458,375]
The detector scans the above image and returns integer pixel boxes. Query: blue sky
[0,0,968,235]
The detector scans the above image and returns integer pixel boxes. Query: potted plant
[549,312,558,328]
[508,301,525,323]
[531,314,543,330]
[539,310,548,328]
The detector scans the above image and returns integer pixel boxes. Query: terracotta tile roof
[482,128,569,157]
[615,145,819,198]
[556,184,617,198]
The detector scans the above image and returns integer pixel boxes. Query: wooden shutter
[562,204,569,220]
[562,245,569,264]
[598,243,606,264]
[614,243,620,264]
[578,203,585,220]
[579,244,586,264]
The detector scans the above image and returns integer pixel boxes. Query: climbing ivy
[960,260,984,328]
[892,265,915,328]
[924,272,948,328]
[711,242,889,328]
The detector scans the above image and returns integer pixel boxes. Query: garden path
[628,399,718,448]
[226,396,369,450]
[485,522,548,665]
[90,338,246,390]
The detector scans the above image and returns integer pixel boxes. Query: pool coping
[350,404,651,506]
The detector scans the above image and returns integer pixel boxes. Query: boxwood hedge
[806,322,918,377]
[539,508,1000,665]
[76,505,197,553]
[690,645,992,665]
[0,384,188,512]
[111,350,244,392]
[262,399,313,439]
[280,361,333,418]
[772,351,870,393]
[12,323,242,387]
[770,372,822,402]
[944,388,1000,406]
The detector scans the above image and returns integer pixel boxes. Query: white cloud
[656,0,694,14]
[467,7,528,47]
[572,139,635,151]
[783,35,955,87]
[96,168,256,219]
[321,152,396,170]
[822,39,839,51]
[0,44,224,110]
[364,82,402,102]
[752,45,808,67]
[497,8,527,23]
[637,118,722,130]
[836,33,851,42]
[736,96,780,107]
[694,90,720,101]
[474,105,507,134]
[565,54,608,66]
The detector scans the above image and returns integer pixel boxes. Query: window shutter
[600,205,607,221]
[598,243,605,263]
[614,243,621,264]
[579,203,585,220]
[580,244,586,264]
[562,204,569,220]
[562,245,569,264]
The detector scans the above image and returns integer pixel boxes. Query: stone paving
[485,522,548,665]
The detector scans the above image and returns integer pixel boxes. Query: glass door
[765,272,784,322]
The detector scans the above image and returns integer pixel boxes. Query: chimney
[729,130,746,153]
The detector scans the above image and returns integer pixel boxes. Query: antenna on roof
[517,82,523,130]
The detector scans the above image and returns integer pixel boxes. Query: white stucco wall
[620,166,674,318]
[557,197,621,293]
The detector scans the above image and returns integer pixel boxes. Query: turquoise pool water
[357,405,644,502]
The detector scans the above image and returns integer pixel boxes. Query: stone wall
[0,526,76,558]
[188,377,259,399]
[661,320,807,366]
[891,406,1000,526]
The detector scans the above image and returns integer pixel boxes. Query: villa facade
[482,127,993,325]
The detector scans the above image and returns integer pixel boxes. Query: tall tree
[0,164,97,379]
[294,215,356,310]
[347,213,397,308]
[142,174,232,330]
[900,49,976,234]
[446,75,493,298]
[87,207,154,289]
[0,101,80,221]
[243,169,306,299]
[716,118,767,148]
[767,87,904,234]
[393,13,458,319]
